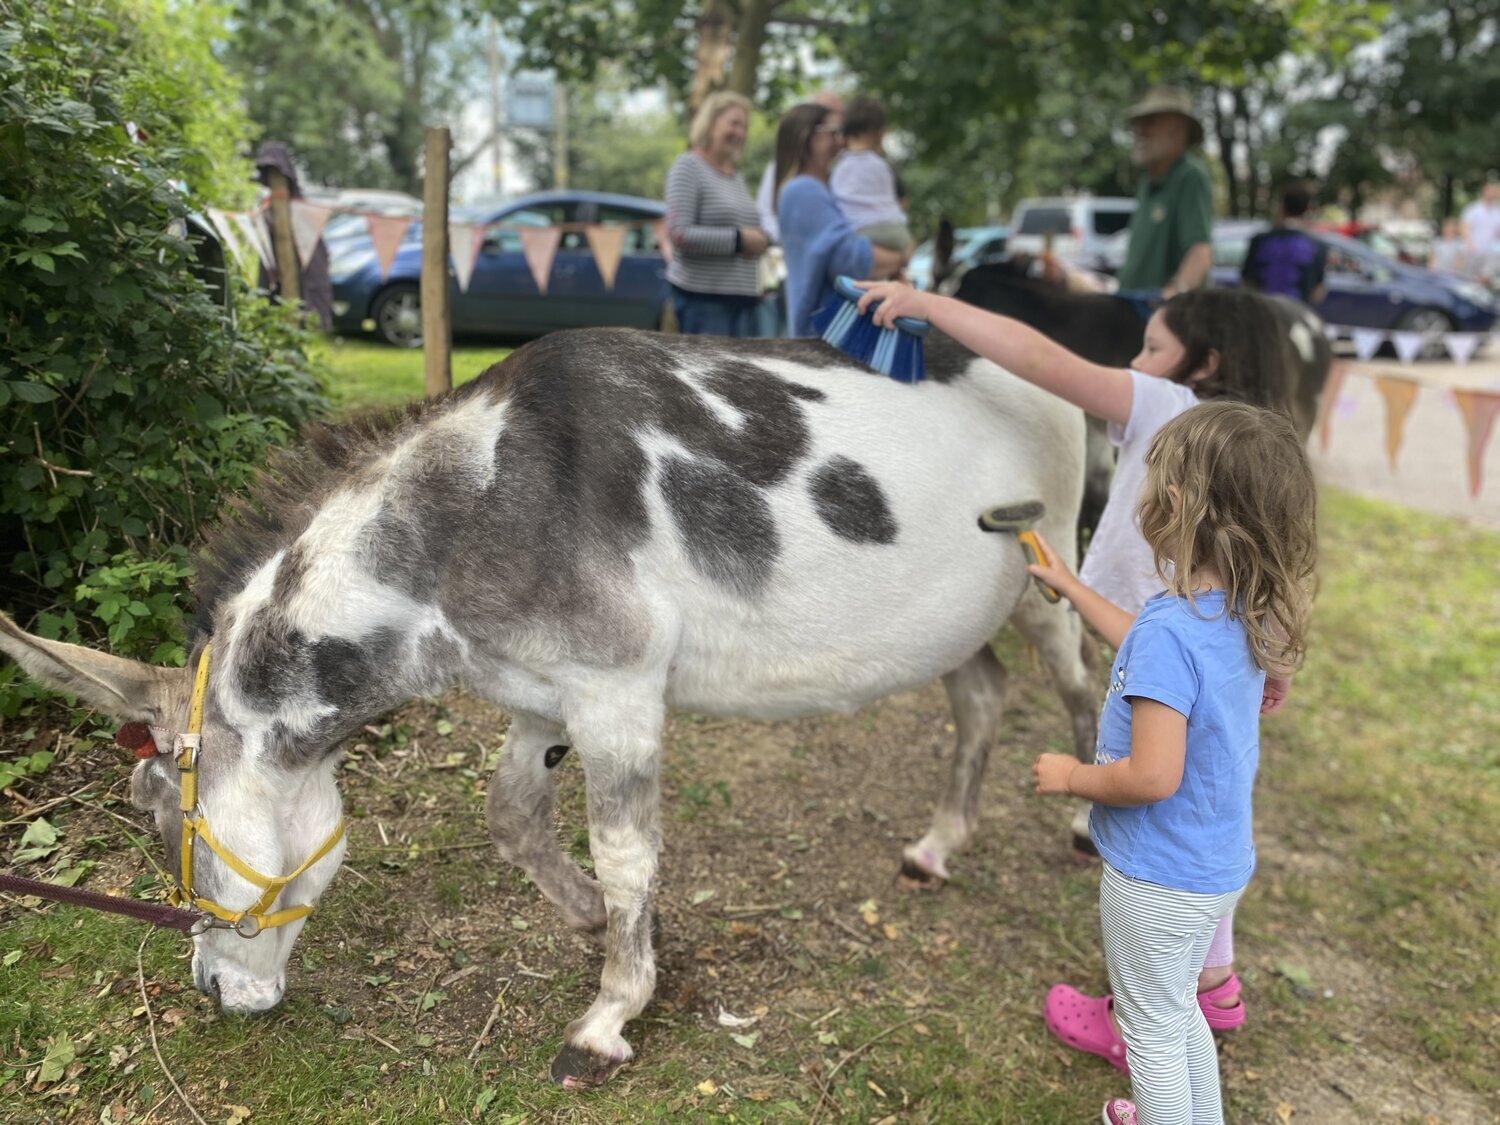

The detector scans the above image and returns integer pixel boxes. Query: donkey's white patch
[1289,321,1317,364]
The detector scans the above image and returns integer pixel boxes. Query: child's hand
[1024,531,1076,600]
[854,280,932,328]
[1261,673,1293,715]
[1033,752,1078,796]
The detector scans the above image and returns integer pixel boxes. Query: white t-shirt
[1462,200,1500,254]
[829,150,907,230]
[756,162,780,243]
[1077,370,1201,615]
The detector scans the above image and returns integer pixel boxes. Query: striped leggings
[1100,862,1246,1125]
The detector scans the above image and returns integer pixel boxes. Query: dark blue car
[1212,220,1497,336]
[330,190,670,347]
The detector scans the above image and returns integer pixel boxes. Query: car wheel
[1394,307,1453,359]
[373,284,423,348]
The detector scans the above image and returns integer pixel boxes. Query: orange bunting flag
[519,226,562,294]
[653,219,672,265]
[1317,361,1347,453]
[1373,375,1419,469]
[289,200,333,269]
[1452,388,1500,499]
[366,214,413,281]
[585,224,628,290]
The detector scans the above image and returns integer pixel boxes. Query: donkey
[0,327,1097,1087]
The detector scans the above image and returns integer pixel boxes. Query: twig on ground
[808,1013,927,1125]
[136,932,208,1125]
[468,980,511,1063]
[821,912,872,945]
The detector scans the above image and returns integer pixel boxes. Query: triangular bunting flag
[1390,331,1425,365]
[653,219,672,265]
[1373,375,1419,468]
[519,225,562,294]
[289,200,333,269]
[1443,333,1481,365]
[1452,388,1500,498]
[206,208,252,276]
[367,214,413,281]
[230,211,275,274]
[1323,322,1342,341]
[1317,361,1347,453]
[448,221,486,293]
[1351,328,1385,362]
[585,224,628,290]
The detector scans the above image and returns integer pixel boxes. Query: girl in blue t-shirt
[1025,401,1318,1125]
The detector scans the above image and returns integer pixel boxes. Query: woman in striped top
[663,91,769,337]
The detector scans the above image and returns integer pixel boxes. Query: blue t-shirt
[777,175,874,337]
[1090,590,1265,894]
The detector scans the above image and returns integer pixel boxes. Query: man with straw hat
[1118,86,1214,298]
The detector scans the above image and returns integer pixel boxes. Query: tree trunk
[1209,86,1240,218]
[1233,86,1255,218]
[728,0,773,98]
[690,0,735,113]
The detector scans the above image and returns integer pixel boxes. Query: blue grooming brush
[810,276,931,383]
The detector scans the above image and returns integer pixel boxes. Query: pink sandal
[1044,974,1247,1073]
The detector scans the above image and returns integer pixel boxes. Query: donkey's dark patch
[544,745,569,769]
[810,457,898,545]
[659,455,779,596]
[785,382,827,401]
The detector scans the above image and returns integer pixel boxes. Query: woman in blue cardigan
[775,103,905,337]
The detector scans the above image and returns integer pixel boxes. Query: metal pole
[421,127,452,399]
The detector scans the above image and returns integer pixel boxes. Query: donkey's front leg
[901,644,1007,887]
[485,711,607,935]
[549,696,663,1088]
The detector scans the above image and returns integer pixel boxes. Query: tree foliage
[0,0,327,692]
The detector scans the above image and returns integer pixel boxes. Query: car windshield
[1015,208,1071,235]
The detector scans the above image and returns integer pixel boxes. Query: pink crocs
[1044,983,1130,1073]
[1101,1097,1138,1124]
[1198,972,1247,1031]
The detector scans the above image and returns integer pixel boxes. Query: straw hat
[1126,86,1204,146]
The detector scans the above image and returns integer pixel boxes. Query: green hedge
[0,0,330,712]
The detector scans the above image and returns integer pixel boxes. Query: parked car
[330,190,669,346]
[1211,220,1497,336]
[320,189,423,250]
[908,224,1009,290]
[1006,197,1135,271]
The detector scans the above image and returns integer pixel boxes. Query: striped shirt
[664,151,762,297]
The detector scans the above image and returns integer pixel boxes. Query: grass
[316,337,516,411]
[1,469,1497,1122]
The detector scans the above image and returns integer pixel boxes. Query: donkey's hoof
[550,1041,629,1088]
[896,859,947,892]
[1071,833,1100,865]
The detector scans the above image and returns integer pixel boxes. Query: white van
[1006,197,1136,272]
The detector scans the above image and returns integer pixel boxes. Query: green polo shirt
[1118,153,1213,290]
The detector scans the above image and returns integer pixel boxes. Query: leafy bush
[0,0,330,713]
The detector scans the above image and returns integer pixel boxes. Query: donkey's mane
[191,372,502,633]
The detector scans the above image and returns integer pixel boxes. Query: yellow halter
[171,643,346,937]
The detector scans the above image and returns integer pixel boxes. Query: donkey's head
[0,613,347,1014]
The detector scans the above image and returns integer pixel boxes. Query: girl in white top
[855,279,1304,1048]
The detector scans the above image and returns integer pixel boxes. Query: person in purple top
[1240,186,1327,305]
[774,103,905,337]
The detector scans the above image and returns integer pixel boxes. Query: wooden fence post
[422,126,452,398]
[265,169,299,304]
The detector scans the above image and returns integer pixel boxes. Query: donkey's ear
[0,613,189,722]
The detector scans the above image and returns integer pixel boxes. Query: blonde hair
[1137,401,1318,675]
[689,91,752,152]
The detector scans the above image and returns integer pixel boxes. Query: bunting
[448,221,487,293]
[519,226,562,294]
[289,200,334,269]
[1452,389,1500,498]
[1373,375,1421,468]
[1352,328,1386,362]
[1390,331,1427,365]
[585,224,627,290]
[366,214,413,281]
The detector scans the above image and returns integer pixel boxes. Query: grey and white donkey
[0,328,1098,1086]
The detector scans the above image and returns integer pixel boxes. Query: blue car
[330,190,670,347]
[1212,220,1496,336]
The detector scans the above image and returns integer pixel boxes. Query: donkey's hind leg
[1009,589,1101,855]
[900,644,1007,887]
[485,710,606,935]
